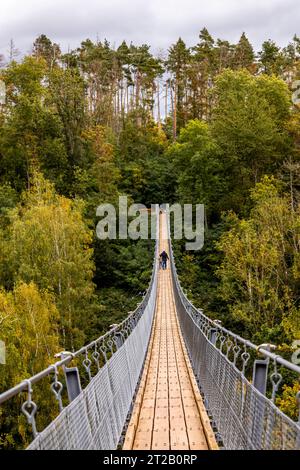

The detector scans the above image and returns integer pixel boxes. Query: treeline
[0,29,300,445]
[2,31,300,136]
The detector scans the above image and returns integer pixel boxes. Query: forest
[0,29,300,446]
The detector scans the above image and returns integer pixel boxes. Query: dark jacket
[160,251,169,261]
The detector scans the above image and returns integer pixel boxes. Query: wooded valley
[0,29,300,446]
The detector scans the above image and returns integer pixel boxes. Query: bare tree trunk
[165,81,168,121]
[130,85,134,112]
[120,79,123,116]
[151,86,154,120]
[157,80,161,125]
[135,71,140,109]
[126,82,129,113]
[170,81,174,117]
[173,78,177,140]
[117,82,120,117]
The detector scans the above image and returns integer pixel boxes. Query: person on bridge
[160,250,169,270]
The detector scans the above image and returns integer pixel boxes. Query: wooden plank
[172,290,219,451]
[152,270,170,450]
[124,212,218,451]
[123,271,161,450]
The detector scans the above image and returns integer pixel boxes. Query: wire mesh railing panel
[168,229,300,450]
[26,245,158,450]
[0,207,160,450]
[2,206,300,450]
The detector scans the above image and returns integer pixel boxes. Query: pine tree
[233,33,255,71]
[32,34,61,69]
[258,40,284,75]
[167,38,191,138]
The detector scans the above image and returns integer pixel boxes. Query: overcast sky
[0,0,299,59]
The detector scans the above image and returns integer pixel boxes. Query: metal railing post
[59,352,82,403]
[209,328,218,346]
[252,344,276,395]
[252,359,269,396]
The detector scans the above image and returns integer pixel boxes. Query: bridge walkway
[123,213,218,450]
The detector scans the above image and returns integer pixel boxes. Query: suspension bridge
[0,208,300,450]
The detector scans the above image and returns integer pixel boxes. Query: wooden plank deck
[123,212,218,451]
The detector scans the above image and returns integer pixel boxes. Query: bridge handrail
[165,203,300,375]
[173,261,300,375]
[0,207,160,409]
[0,267,156,405]
[167,213,300,449]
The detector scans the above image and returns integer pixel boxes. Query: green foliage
[211,69,292,212]
[216,177,300,341]
[0,57,69,192]
[0,282,59,382]
[0,281,60,448]
[0,184,18,227]
[232,33,255,71]
[32,34,61,68]
[276,382,300,420]
[117,116,173,205]
[48,66,88,193]
[1,29,300,446]
[167,119,225,220]
[258,40,284,75]
[3,172,96,349]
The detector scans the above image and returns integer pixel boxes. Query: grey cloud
[0,0,299,59]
